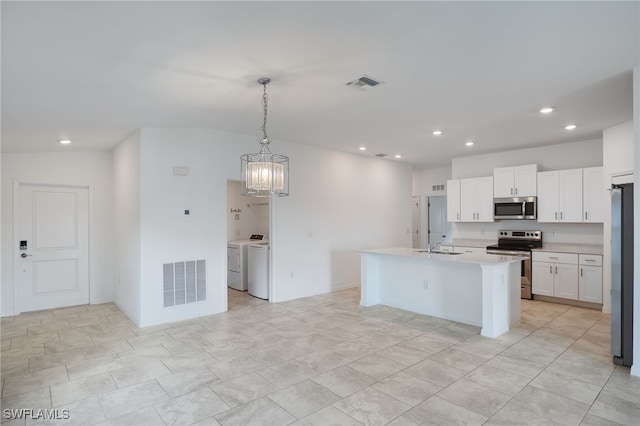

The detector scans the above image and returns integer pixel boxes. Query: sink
[417,250,463,255]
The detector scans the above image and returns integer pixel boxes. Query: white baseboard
[331,281,360,291]
[113,300,141,327]
[90,298,114,305]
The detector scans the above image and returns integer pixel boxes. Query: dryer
[248,242,270,300]
[227,234,266,291]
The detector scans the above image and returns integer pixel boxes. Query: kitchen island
[359,248,522,338]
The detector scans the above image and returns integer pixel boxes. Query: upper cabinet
[583,167,604,223]
[493,164,538,198]
[447,179,461,222]
[460,176,494,222]
[537,169,584,223]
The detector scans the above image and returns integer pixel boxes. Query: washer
[227,234,265,291]
[248,242,269,300]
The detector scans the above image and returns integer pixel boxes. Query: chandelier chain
[261,83,270,143]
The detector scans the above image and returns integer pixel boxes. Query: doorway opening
[226,180,271,308]
[428,195,452,247]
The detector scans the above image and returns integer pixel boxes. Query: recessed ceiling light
[59,139,72,145]
[564,124,577,130]
[432,130,443,136]
[540,106,557,114]
[359,146,367,151]
[394,154,402,159]
[465,141,475,147]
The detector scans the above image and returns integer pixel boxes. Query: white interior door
[428,196,450,245]
[15,183,89,312]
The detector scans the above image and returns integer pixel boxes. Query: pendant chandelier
[241,77,289,197]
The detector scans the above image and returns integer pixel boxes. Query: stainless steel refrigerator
[611,183,634,367]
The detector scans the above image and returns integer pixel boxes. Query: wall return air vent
[163,260,206,307]
[346,75,384,89]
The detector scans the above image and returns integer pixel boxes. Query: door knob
[20,253,32,258]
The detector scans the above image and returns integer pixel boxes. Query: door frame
[12,179,95,315]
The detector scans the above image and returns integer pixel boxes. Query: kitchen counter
[533,243,604,255]
[451,238,497,248]
[361,247,522,265]
[359,248,521,338]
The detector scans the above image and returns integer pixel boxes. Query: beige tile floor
[1,287,639,425]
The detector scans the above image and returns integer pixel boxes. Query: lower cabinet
[578,254,603,303]
[532,251,602,303]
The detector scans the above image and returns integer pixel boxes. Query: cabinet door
[493,167,515,198]
[476,176,494,222]
[537,171,559,222]
[583,167,604,223]
[554,263,579,299]
[579,265,603,303]
[514,165,538,196]
[559,169,583,222]
[460,178,478,221]
[446,180,461,222]
[532,262,554,296]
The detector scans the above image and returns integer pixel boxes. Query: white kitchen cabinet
[532,251,579,300]
[446,180,461,222]
[579,254,602,303]
[532,262,554,296]
[460,176,493,222]
[583,167,604,223]
[554,263,579,299]
[493,164,538,197]
[537,169,583,222]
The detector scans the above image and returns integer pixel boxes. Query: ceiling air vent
[346,75,384,89]
[375,153,387,158]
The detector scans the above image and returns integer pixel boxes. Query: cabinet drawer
[579,254,602,267]
[532,251,578,264]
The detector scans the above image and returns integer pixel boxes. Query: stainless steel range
[486,230,542,299]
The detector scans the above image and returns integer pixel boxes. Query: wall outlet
[423,280,429,289]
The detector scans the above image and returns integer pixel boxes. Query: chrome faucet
[426,242,440,253]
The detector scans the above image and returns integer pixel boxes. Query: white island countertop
[359,247,522,265]
[359,247,522,338]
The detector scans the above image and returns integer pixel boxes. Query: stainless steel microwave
[494,197,537,220]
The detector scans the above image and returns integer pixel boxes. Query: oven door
[486,249,532,299]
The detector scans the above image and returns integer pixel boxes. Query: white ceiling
[2,1,638,169]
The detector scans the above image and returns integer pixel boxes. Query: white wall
[452,139,603,178]
[271,141,413,302]
[136,128,252,327]
[448,139,604,245]
[412,166,451,197]
[1,151,114,316]
[113,132,141,324]
[602,120,634,315]
[122,128,411,325]
[226,180,268,241]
